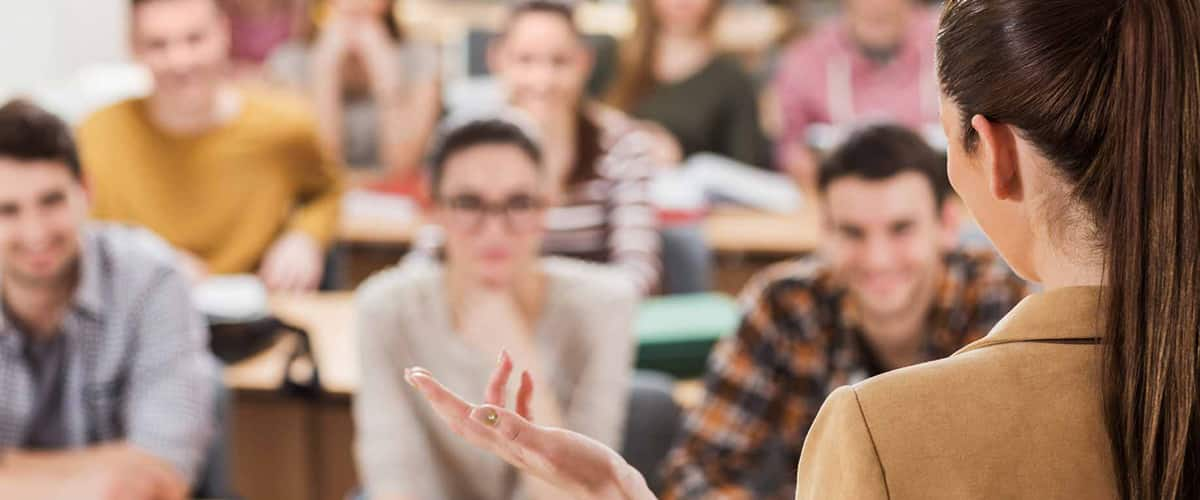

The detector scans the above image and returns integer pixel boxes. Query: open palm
[404,356,656,500]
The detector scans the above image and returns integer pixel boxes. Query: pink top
[229,11,294,64]
[774,9,940,166]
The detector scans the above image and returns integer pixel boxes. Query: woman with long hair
[608,0,770,168]
[269,0,440,187]
[404,0,1200,498]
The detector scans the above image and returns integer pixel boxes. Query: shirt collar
[71,228,105,320]
[955,286,1103,356]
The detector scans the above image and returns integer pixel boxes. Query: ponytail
[1096,2,1200,498]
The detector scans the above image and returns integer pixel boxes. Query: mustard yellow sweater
[78,89,344,274]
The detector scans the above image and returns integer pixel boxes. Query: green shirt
[631,56,772,169]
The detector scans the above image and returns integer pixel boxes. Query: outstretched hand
[404,354,655,500]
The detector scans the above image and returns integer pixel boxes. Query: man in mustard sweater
[78,0,345,291]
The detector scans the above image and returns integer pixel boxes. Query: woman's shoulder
[821,338,1112,496]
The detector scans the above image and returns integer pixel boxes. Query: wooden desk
[335,208,821,255]
[703,208,821,255]
[337,212,418,246]
[224,293,359,396]
[399,0,790,55]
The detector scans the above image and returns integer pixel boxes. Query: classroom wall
[0,0,129,96]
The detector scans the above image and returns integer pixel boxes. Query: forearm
[310,54,347,161]
[377,84,439,178]
[2,447,99,476]
[0,466,63,498]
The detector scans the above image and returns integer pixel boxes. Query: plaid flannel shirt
[0,225,216,482]
[662,249,1031,499]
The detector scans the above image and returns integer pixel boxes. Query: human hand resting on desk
[405,363,656,500]
[259,231,324,292]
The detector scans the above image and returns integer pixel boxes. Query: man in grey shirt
[0,99,216,500]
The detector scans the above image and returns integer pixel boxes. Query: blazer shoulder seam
[850,387,892,500]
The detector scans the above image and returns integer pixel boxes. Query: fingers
[516,370,534,421]
[406,368,472,422]
[486,350,514,407]
[408,368,540,465]
[120,446,187,500]
[467,404,544,465]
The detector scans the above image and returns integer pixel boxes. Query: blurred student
[419,0,660,294]
[269,0,440,186]
[0,100,215,500]
[354,118,636,500]
[774,0,938,187]
[656,124,1028,498]
[609,0,770,169]
[223,0,302,75]
[78,0,345,292]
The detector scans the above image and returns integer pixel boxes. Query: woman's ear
[969,114,1023,202]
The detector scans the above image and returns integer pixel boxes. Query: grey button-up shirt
[0,224,216,483]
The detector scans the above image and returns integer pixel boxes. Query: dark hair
[496,0,603,186]
[939,1,1200,498]
[0,99,81,180]
[501,0,582,38]
[817,124,950,205]
[427,119,543,198]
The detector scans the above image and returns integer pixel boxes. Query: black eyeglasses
[441,193,545,232]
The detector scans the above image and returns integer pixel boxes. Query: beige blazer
[795,286,1118,499]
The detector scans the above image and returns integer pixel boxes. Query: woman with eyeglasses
[352,119,637,500]
[402,0,1200,498]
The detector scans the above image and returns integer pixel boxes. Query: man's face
[823,172,955,321]
[843,0,914,52]
[0,159,87,289]
[131,0,230,108]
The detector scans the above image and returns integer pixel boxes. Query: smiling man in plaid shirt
[662,124,1031,499]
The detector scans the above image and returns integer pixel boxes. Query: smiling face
[433,143,548,288]
[489,11,593,120]
[823,171,955,324]
[843,0,915,52]
[131,0,231,110]
[0,159,86,290]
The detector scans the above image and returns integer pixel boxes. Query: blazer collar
[956,286,1104,356]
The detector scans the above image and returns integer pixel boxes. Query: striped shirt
[0,225,216,482]
[542,106,660,294]
[662,250,1031,499]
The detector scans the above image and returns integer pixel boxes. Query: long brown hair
[606,0,722,111]
[938,1,1200,498]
